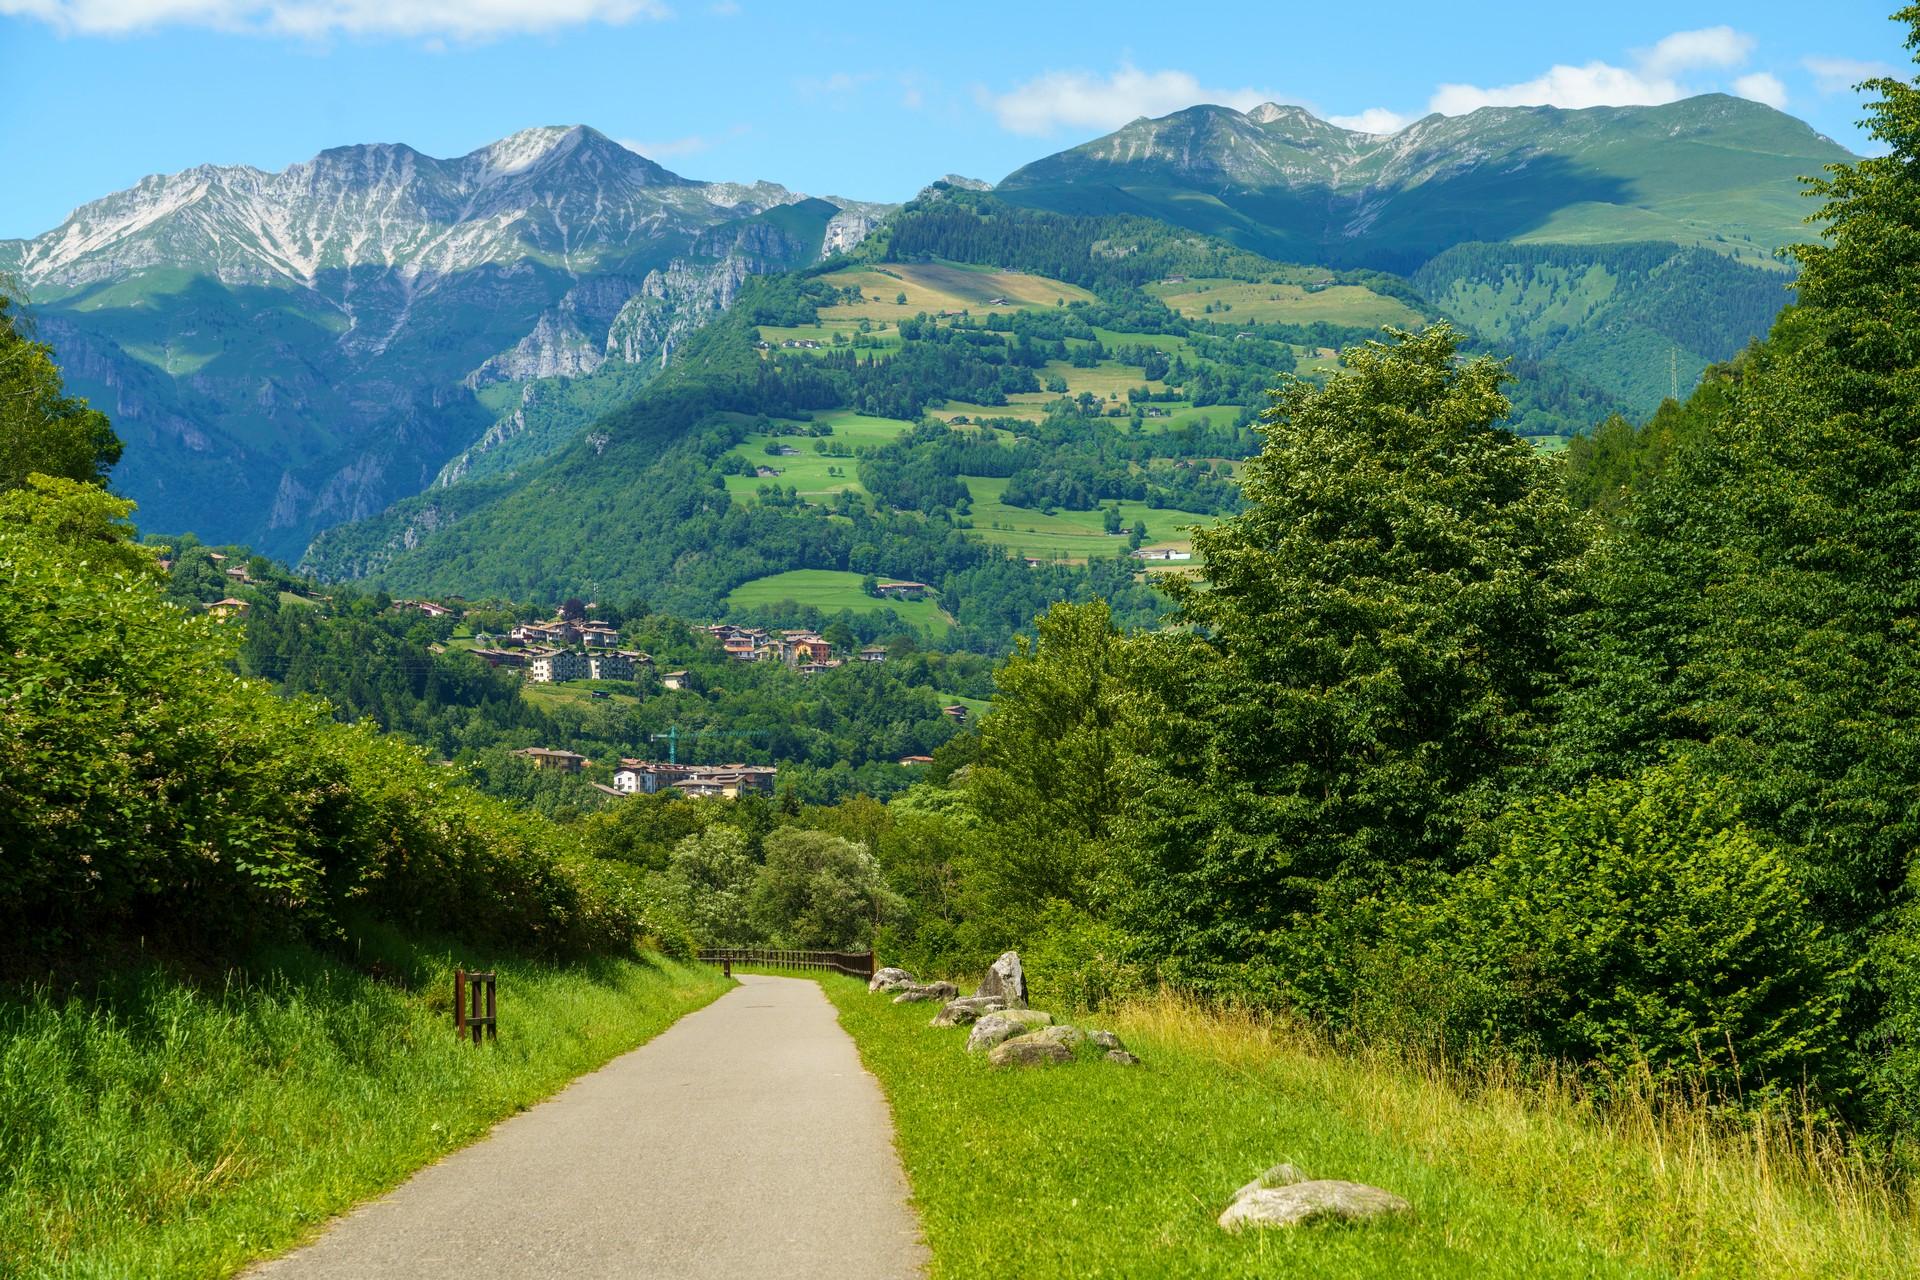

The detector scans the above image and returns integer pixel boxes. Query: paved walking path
[251,974,927,1280]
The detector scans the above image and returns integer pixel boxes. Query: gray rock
[974,951,1028,1009]
[929,996,1006,1028]
[1233,1163,1308,1200]
[1031,1024,1087,1049]
[891,981,959,1004]
[869,967,915,994]
[1104,1049,1141,1066]
[1218,1180,1412,1231]
[964,1009,1055,1053]
[1088,1030,1124,1052]
[988,1034,1073,1068]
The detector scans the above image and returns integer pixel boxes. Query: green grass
[520,678,646,710]
[1146,278,1424,328]
[0,936,730,1278]
[964,476,1211,560]
[821,980,1920,1279]
[721,412,916,506]
[725,569,955,636]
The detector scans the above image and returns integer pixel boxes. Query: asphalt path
[250,973,927,1279]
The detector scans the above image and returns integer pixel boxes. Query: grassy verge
[1,934,730,1278]
[820,979,1920,1278]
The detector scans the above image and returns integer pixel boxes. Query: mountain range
[0,125,890,556]
[3,98,1856,560]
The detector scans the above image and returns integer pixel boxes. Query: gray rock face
[1105,1050,1141,1066]
[974,951,1028,1009]
[964,1009,1054,1054]
[988,1035,1074,1068]
[891,981,959,1004]
[1088,1030,1125,1052]
[1218,1180,1412,1231]
[869,967,915,994]
[930,996,1006,1028]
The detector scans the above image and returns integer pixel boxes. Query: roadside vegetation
[823,976,1920,1278]
[0,936,728,1279]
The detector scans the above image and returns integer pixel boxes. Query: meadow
[963,474,1210,560]
[1146,278,1424,328]
[725,568,955,635]
[814,262,1097,320]
[719,410,916,505]
[818,977,1920,1280]
[0,936,729,1279]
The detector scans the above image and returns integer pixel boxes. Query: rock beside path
[974,951,1028,1009]
[1088,1030,1124,1052]
[1233,1162,1308,1200]
[1218,1176,1412,1231]
[930,996,1005,1028]
[869,967,915,994]
[1104,1049,1141,1066]
[965,1009,1054,1053]
[891,981,959,1004]
[988,1034,1073,1068]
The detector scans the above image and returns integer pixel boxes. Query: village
[384,603,970,802]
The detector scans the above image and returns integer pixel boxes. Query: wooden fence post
[454,968,467,1040]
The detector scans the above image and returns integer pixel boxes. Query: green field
[722,411,917,506]
[1147,277,1425,328]
[520,679,646,711]
[964,475,1211,560]
[819,977,1920,1279]
[725,569,954,635]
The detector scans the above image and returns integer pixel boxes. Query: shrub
[1377,765,1848,1103]
[1024,901,1149,1012]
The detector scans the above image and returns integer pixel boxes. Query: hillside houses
[873,580,931,601]
[1129,548,1193,562]
[701,624,848,671]
[525,647,649,683]
[610,760,777,799]
[512,747,587,773]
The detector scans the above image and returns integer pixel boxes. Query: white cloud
[1732,71,1788,109]
[0,0,671,38]
[1426,25,1777,118]
[1802,55,1899,93]
[982,63,1279,136]
[1638,25,1755,77]
[1327,107,1413,135]
[619,134,710,159]
[619,122,747,160]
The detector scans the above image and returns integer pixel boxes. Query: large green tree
[1120,324,1585,1003]
[0,297,121,493]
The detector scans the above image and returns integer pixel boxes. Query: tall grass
[821,976,1920,1278]
[0,934,730,1279]
[1113,992,1920,1278]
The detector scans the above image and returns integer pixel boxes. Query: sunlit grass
[820,978,1920,1278]
[0,936,729,1278]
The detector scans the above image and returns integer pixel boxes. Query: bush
[1024,901,1148,1012]
[1374,765,1847,1103]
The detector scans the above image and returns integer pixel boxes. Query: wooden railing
[698,948,876,981]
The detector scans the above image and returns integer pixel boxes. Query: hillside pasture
[814,261,1097,322]
[725,569,954,636]
[721,412,916,506]
[963,475,1211,560]
[1147,277,1424,328]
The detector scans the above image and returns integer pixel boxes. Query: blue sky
[0,1,1908,238]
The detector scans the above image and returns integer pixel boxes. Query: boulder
[1031,1024,1087,1050]
[891,981,959,1004]
[1233,1163,1308,1200]
[1218,1180,1412,1232]
[929,996,1006,1028]
[974,950,1028,1009]
[964,1009,1054,1053]
[1088,1030,1124,1052]
[989,1034,1073,1068]
[869,967,915,994]
[1104,1049,1141,1066]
